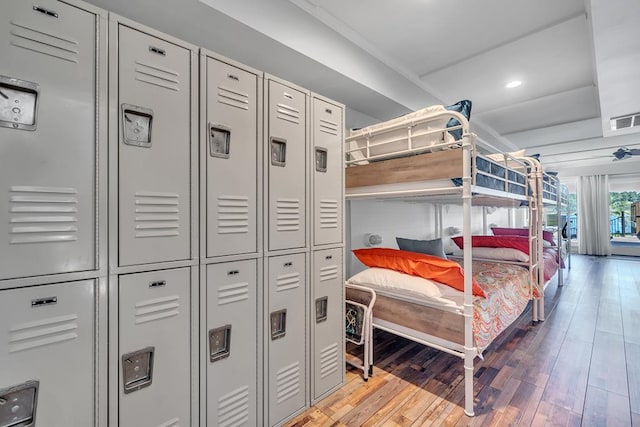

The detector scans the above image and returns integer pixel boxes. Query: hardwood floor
[286,255,640,426]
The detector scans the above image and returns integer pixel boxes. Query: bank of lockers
[118,268,192,426]
[267,253,308,425]
[114,23,194,267]
[312,97,343,247]
[0,280,96,426]
[205,259,259,426]
[266,79,308,252]
[311,248,344,401]
[0,0,104,281]
[202,54,261,258]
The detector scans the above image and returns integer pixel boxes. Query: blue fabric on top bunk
[450,155,527,196]
[445,100,472,140]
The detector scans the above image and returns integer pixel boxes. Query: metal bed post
[535,163,545,320]
[461,133,474,417]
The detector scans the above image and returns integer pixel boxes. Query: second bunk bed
[343,104,566,417]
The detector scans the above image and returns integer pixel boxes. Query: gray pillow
[396,237,447,259]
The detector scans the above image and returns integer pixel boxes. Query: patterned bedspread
[472,261,531,353]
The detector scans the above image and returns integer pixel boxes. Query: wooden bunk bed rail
[345,149,463,188]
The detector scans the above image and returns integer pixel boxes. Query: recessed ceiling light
[506,80,522,89]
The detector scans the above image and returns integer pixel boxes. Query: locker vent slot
[217,196,249,234]
[320,343,339,378]
[319,200,339,229]
[9,186,79,244]
[276,362,301,403]
[217,386,250,427]
[217,282,249,305]
[156,419,180,427]
[134,60,179,91]
[134,295,180,324]
[319,265,339,282]
[134,192,180,238]
[275,272,300,292]
[276,103,300,124]
[217,85,249,111]
[8,314,79,353]
[9,21,79,63]
[319,118,339,136]
[276,199,300,232]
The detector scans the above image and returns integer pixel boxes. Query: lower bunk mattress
[346,260,532,354]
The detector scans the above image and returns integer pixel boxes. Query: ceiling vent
[610,113,640,131]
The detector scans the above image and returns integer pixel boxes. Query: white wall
[346,199,520,277]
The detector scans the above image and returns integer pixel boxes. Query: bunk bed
[343,105,563,416]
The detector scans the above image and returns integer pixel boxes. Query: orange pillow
[353,248,485,298]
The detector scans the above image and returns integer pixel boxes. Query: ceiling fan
[612,147,640,161]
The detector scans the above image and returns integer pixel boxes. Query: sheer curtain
[577,175,611,256]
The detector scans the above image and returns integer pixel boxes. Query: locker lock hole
[0,380,39,427]
[209,325,232,362]
[122,347,155,394]
[0,76,39,131]
[270,309,287,340]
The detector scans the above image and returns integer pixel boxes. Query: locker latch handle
[315,147,328,173]
[270,137,287,167]
[209,124,231,159]
[122,347,155,394]
[209,325,232,362]
[0,76,40,131]
[270,309,287,340]
[122,104,153,148]
[316,297,328,323]
[0,380,39,427]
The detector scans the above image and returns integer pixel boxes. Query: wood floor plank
[596,298,624,335]
[626,341,640,414]
[582,386,631,427]
[588,330,628,396]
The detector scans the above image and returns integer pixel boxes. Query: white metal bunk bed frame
[344,109,564,416]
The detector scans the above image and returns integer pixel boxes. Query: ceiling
[86,0,640,184]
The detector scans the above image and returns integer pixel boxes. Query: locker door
[206,260,258,426]
[267,253,307,425]
[118,268,191,427]
[117,26,192,266]
[312,248,344,400]
[267,81,307,251]
[0,1,99,280]
[0,280,95,426]
[312,99,343,246]
[205,58,259,257]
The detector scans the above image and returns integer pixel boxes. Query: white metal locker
[312,98,343,247]
[118,268,191,427]
[204,56,260,258]
[116,25,193,267]
[205,259,258,426]
[0,0,100,280]
[267,253,307,426]
[267,80,307,252]
[311,248,344,401]
[0,280,96,426]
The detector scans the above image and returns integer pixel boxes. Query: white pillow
[347,267,443,300]
[452,247,529,262]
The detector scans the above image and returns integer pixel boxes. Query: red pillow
[492,227,556,246]
[353,248,485,298]
[452,235,530,255]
